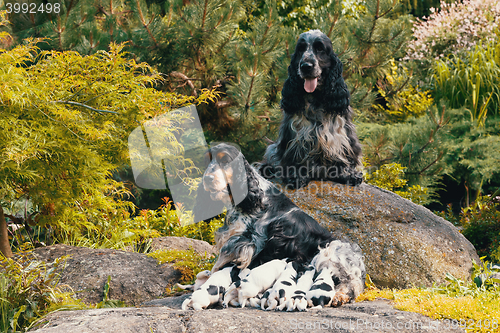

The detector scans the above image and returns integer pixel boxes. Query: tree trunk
[0,206,13,258]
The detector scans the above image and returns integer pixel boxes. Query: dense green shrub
[373,59,434,123]
[460,195,500,261]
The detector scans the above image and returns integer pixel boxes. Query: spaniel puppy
[261,261,299,311]
[290,265,316,311]
[306,267,336,308]
[194,143,365,307]
[257,29,363,189]
[181,265,242,310]
[223,259,288,308]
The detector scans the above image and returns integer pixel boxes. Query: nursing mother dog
[188,143,365,311]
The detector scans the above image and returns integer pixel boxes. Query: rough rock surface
[149,236,216,256]
[29,296,465,333]
[284,181,480,288]
[32,244,181,306]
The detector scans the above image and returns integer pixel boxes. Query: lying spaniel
[257,29,363,189]
[193,143,365,306]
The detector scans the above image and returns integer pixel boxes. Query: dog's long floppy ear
[325,49,350,115]
[281,46,306,115]
[234,159,266,213]
[192,178,226,223]
[227,151,249,207]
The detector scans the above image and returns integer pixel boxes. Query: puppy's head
[202,143,248,206]
[292,29,336,93]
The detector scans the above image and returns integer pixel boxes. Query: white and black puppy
[306,267,336,309]
[290,265,316,311]
[182,265,243,310]
[223,259,287,308]
[262,261,299,311]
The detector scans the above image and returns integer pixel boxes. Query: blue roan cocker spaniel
[258,30,363,189]
[193,143,365,307]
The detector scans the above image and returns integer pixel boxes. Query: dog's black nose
[204,174,215,184]
[300,62,313,72]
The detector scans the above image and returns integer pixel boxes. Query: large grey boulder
[29,296,464,333]
[32,244,184,306]
[284,181,479,288]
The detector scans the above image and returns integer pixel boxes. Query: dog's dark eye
[314,42,325,52]
[218,153,232,164]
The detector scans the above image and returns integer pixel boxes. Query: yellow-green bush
[133,197,224,245]
[373,60,434,122]
[364,162,431,205]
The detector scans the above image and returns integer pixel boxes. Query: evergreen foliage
[2,0,415,161]
[313,0,413,113]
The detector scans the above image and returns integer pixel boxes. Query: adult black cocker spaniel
[258,30,363,189]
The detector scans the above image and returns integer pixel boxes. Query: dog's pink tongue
[304,78,318,93]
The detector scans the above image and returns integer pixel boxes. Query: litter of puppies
[181,241,364,311]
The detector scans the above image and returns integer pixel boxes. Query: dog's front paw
[348,172,363,186]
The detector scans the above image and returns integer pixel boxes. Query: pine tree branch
[219,29,234,51]
[245,74,256,113]
[379,0,398,19]
[327,13,339,36]
[413,106,448,156]
[66,0,76,19]
[413,152,444,175]
[134,0,159,48]
[354,28,403,45]
[170,71,197,96]
[202,0,208,29]
[368,0,380,42]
